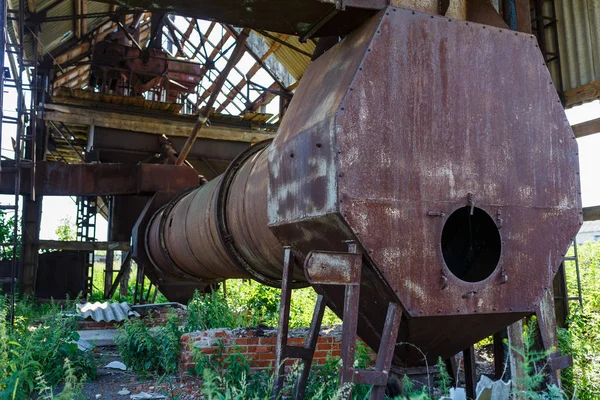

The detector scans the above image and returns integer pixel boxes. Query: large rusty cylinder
[146,141,308,287]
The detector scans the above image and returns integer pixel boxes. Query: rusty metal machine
[132,6,581,398]
[91,40,203,102]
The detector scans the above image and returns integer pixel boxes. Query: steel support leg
[340,281,360,388]
[493,329,508,380]
[273,247,294,397]
[535,287,572,386]
[368,303,402,400]
[272,247,327,400]
[294,295,327,399]
[463,345,477,399]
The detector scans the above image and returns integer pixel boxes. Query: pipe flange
[215,139,309,289]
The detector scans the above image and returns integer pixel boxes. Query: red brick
[260,337,277,345]
[201,347,216,354]
[330,350,341,357]
[284,359,296,367]
[246,346,257,353]
[288,338,303,346]
[314,351,330,359]
[316,343,332,351]
[254,345,272,353]
[214,331,230,338]
[258,352,275,361]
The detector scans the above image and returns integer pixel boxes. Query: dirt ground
[80,347,203,400]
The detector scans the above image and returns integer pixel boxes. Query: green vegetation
[0,209,19,261]
[116,311,182,376]
[54,217,76,242]
[187,281,340,330]
[558,242,600,399]
[190,339,378,399]
[116,284,340,377]
[0,296,95,399]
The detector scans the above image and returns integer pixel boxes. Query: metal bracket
[304,250,362,285]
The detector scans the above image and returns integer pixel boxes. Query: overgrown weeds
[116,311,182,376]
[189,340,378,399]
[0,295,95,399]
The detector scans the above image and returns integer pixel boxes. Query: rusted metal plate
[304,251,361,285]
[267,7,580,363]
[336,7,580,320]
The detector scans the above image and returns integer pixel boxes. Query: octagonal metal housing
[268,6,581,363]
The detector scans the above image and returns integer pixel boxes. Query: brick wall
[180,326,374,372]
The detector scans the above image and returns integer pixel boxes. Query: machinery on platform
[130,7,581,398]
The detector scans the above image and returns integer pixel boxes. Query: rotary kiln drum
[145,7,581,365]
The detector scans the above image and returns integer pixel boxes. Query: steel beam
[44,104,274,143]
[38,240,130,251]
[176,28,251,165]
[572,117,600,138]
[583,206,600,222]
[0,161,199,195]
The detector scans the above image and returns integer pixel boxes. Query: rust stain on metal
[304,251,362,285]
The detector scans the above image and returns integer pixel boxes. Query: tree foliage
[54,217,76,241]
[0,209,19,261]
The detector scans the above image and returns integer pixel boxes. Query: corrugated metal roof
[556,0,600,103]
[76,301,140,322]
[261,33,314,81]
[7,0,112,61]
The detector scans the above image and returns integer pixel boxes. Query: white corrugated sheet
[76,301,140,322]
[556,0,600,94]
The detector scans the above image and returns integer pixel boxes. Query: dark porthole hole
[441,206,501,282]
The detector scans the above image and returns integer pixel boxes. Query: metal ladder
[76,196,97,299]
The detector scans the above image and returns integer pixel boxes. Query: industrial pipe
[146,140,307,287]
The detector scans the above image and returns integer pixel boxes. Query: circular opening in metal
[441,206,501,282]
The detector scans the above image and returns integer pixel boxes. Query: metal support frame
[76,195,97,298]
[272,247,327,400]
[463,345,477,399]
[106,248,132,299]
[175,28,250,165]
[2,0,41,324]
[273,242,402,400]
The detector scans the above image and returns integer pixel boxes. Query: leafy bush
[558,242,600,399]
[0,297,95,398]
[116,311,182,376]
[187,290,246,331]
[224,280,340,328]
[0,209,19,261]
